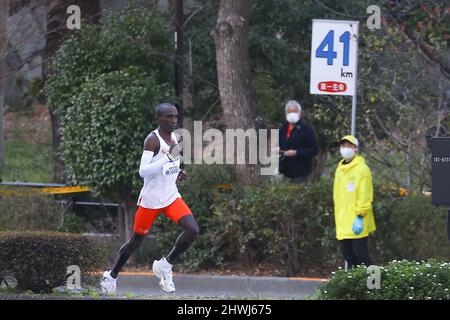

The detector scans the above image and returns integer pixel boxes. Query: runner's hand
[167,143,182,161]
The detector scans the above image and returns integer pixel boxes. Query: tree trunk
[43,0,100,182]
[310,147,329,183]
[0,0,8,170]
[212,0,260,184]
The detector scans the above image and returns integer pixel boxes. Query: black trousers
[339,237,372,269]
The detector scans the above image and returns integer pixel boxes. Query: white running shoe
[100,270,117,294]
[152,258,175,293]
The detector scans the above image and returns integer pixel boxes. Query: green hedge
[318,260,450,300]
[0,231,106,293]
[209,180,339,275]
[136,164,450,276]
[370,194,450,262]
[0,190,62,232]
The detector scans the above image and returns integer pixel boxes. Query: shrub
[44,6,176,236]
[137,173,339,275]
[0,231,106,293]
[318,260,450,300]
[0,190,63,231]
[210,179,340,275]
[370,194,450,263]
[129,164,450,277]
[58,214,88,234]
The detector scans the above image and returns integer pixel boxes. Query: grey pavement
[116,274,324,299]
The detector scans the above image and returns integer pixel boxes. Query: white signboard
[310,19,359,96]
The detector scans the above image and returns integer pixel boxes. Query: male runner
[100,103,199,294]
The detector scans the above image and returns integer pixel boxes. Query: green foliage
[318,260,450,300]
[11,77,46,111]
[0,138,53,182]
[210,179,340,275]
[0,231,106,293]
[45,6,172,114]
[0,105,53,182]
[358,21,449,190]
[184,0,376,149]
[185,0,448,189]
[58,214,88,234]
[59,67,172,197]
[182,1,220,120]
[134,166,450,275]
[177,164,236,224]
[44,6,175,198]
[253,70,288,126]
[370,194,450,262]
[0,190,62,231]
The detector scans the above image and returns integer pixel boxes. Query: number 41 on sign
[310,19,359,96]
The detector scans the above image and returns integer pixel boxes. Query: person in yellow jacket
[333,135,376,269]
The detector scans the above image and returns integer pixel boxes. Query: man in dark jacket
[279,100,319,183]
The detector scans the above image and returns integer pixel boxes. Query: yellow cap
[340,135,359,147]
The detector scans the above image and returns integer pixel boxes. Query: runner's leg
[161,198,198,264]
[110,232,145,279]
[110,206,159,278]
[166,215,199,264]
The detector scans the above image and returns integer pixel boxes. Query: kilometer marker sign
[310,20,359,96]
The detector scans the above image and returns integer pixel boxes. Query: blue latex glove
[352,216,364,235]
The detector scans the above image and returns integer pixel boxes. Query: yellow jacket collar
[338,154,365,171]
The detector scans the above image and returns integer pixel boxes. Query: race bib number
[162,160,180,176]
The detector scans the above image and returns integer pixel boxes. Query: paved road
[115,272,325,299]
[0,273,325,300]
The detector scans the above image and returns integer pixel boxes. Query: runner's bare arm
[144,133,160,154]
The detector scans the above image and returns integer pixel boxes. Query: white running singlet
[137,129,181,209]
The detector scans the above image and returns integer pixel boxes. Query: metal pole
[351,25,359,137]
[351,92,357,136]
[174,0,184,127]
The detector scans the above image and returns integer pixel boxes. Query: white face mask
[340,147,356,160]
[286,112,300,124]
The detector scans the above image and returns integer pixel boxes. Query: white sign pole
[351,93,357,136]
[351,30,358,136]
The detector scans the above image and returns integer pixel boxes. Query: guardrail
[0,182,119,213]
[0,181,91,195]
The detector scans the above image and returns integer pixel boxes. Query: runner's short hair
[155,103,177,117]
